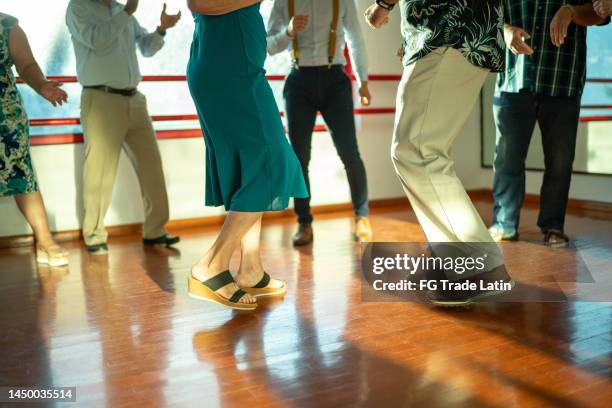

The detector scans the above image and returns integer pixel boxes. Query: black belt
[84,85,137,97]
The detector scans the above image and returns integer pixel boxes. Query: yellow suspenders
[288,0,340,68]
[329,0,340,67]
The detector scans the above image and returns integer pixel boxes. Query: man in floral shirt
[399,0,505,71]
[365,0,513,306]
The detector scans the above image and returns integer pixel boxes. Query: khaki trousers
[80,89,169,246]
[391,47,504,274]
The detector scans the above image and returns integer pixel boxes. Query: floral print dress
[0,13,38,197]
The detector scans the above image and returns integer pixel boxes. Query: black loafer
[143,234,180,247]
[86,243,109,255]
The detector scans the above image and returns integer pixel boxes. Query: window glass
[5,0,291,137]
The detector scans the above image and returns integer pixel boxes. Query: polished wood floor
[1,199,611,408]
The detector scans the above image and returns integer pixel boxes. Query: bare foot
[191,261,256,305]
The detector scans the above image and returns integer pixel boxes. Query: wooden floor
[1,199,611,408]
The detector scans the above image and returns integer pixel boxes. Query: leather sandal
[36,244,69,267]
[244,272,287,298]
[188,270,257,311]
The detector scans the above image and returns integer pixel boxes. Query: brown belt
[84,85,137,97]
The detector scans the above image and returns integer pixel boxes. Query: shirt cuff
[273,29,292,52]
[355,69,369,86]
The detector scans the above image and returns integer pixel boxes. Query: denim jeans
[283,65,369,224]
[492,90,581,235]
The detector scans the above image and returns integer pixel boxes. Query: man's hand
[594,0,612,17]
[364,4,390,29]
[359,82,371,106]
[550,5,574,47]
[287,15,309,38]
[38,81,68,107]
[504,24,534,55]
[124,0,139,15]
[158,3,181,34]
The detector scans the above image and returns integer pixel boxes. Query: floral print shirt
[399,0,506,72]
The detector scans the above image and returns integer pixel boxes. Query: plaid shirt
[497,0,607,97]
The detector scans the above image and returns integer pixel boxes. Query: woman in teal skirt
[186,0,308,310]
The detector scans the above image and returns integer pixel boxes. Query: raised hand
[287,15,309,38]
[364,4,390,29]
[124,0,139,15]
[593,0,612,17]
[159,3,182,34]
[503,24,534,55]
[38,81,68,107]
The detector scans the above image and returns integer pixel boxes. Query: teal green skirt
[187,4,307,212]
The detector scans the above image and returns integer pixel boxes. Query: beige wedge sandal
[243,272,287,298]
[188,270,257,311]
[36,244,69,267]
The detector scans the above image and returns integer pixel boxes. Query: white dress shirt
[266,0,369,85]
[66,0,165,89]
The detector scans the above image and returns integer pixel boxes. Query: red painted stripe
[16,76,80,84]
[17,74,404,84]
[17,74,611,85]
[29,129,204,146]
[142,75,188,82]
[580,116,612,122]
[30,118,80,126]
[354,107,395,114]
[30,126,330,147]
[30,133,83,146]
[362,74,402,81]
[30,108,396,127]
[586,78,612,84]
[151,114,199,122]
[155,129,203,139]
[581,105,612,110]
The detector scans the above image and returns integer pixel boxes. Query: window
[7,0,291,138]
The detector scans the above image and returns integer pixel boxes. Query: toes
[242,293,256,304]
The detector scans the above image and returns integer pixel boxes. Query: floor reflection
[0,250,58,389]
[0,204,611,407]
[78,245,176,407]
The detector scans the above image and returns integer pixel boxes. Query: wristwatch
[375,0,395,11]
